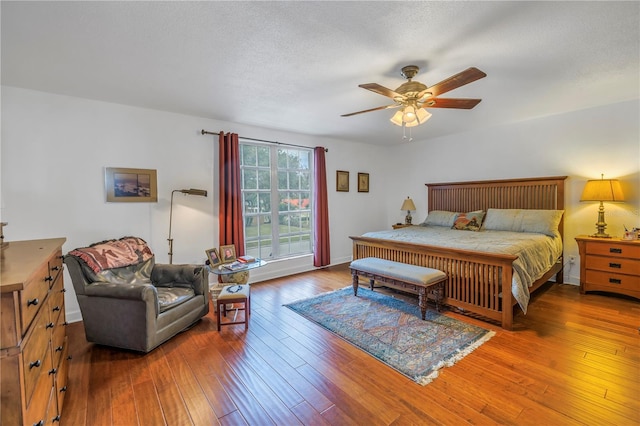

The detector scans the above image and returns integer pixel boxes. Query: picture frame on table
[358,172,369,193]
[205,247,222,267]
[105,167,158,202]
[336,170,349,192]
[220,244,237,263]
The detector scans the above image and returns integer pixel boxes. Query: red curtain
[218,132,245,256]
[313,146,330,267]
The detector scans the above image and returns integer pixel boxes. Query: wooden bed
[350,176,567,330]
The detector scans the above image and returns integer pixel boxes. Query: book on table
[237,255,256,263]
[223,261,248,271]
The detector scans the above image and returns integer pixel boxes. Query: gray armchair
[64,248,209,353]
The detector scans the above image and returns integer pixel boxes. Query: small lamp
[580,175,624,238]
[401,196,417,225]
[168,188,208,264]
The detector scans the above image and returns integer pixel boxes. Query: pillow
[482,209,564,237]
[451,210,485,231]
[422,210,458,227]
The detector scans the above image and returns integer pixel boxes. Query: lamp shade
[401,197,416,211]
[580,179,624,202]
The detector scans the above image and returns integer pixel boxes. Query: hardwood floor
[61,263,639,425]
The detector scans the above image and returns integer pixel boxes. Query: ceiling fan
[341,65,487,127]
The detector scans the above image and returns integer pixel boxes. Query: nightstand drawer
[586,242,640,259]
[585,270,640,291]
[586,255,640,275]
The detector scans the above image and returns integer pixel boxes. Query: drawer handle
[609,263,621,269]
[60,386,67,393]
[46,322,55,329]
[52,415,61,423]
[45,275,53,282]
[29,359,41,369]
[49,368,57,375]
[53,306,61,312]
[51,266,60,271]
[34,421,45,426]
[67,355,73,360]
[609,248,622,254]
[609,278,622,285]
[61,288,67,293]
[55,345,64,352]
[27,298,39,307]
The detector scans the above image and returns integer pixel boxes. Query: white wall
[2,87,638,322]
[383,100,640,285]
[1,86,388,322]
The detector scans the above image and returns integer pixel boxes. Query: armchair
[64,237,209,352]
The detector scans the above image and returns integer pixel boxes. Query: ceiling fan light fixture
[405,108,432,127]
[390,110,404,126]
[403,106,417,123]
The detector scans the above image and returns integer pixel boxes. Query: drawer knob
[61,288,67,293]
[27,298,39,307]
[609,248,622,254]
[609,278,622,285]
[34,420,45,426]
[49,368,57,375]
[46,322,55,329]
[52,306,61,312]
[29,359,41,369]
[60,386,67,393]
[55,345,64,352]
[45,275,53,282]
[609,263,621,269]
[52,415,61,423]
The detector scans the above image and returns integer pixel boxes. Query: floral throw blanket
[69,236,154,273]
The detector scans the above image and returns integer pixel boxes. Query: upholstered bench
[350,257,447,320]
[216,284,250,331]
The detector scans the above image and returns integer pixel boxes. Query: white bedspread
[362,226,563,313]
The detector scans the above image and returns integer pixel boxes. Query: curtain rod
[201,130,328,152]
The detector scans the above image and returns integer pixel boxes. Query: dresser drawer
[586,242,640,259]
[55,342,70,418]
[48,250,64,286]
[52,322,66,369]
[22,309,52,405]
[19,261,51,333]
[24,343,53,426]
[48,278,65,326]
[585,269,640,292]
[586,255,640,276]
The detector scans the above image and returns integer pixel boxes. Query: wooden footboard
[350,236,518,329]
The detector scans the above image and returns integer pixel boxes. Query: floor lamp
[168,188,208,264]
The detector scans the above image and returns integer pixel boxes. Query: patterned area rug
[285,287,495,385]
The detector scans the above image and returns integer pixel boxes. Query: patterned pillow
[452,211,485,231]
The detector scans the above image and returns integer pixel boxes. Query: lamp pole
[168,188,208,264]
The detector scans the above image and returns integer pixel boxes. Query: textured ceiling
[2,1,639,145]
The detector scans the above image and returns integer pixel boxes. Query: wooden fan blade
[427,67,487,97]
[341,104,399,117]
[358,83,403,99]
[425,98,482,109]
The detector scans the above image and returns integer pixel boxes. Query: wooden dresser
[1,238,69,425]
[575,235,640,300]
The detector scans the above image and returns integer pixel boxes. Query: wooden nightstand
[575,235,640,299]
[392,223,413,229]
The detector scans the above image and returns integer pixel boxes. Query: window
[240,141,313,260]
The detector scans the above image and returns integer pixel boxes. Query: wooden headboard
[426,176,568,238]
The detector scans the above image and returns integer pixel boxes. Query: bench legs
[351,269,446,320]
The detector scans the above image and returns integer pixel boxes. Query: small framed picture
[358,172,369,193]
[105,167,158,202]
[336,170,349,192]
[205,247,221,267]
[220,245,237,263]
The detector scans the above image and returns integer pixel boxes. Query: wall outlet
[569,255,576,264]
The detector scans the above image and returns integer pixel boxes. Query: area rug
[285,287,495,385]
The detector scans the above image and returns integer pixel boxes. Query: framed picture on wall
[105,167,158,202]
[336,170,349,192]
[358,172,369,193]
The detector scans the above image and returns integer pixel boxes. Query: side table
[207,259,267,309]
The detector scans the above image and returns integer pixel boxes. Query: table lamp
[401,197,417,225]
[580,175,624,238]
